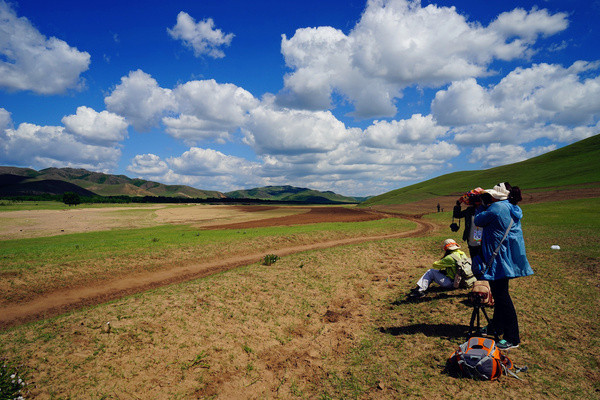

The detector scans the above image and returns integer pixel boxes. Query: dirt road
[0,214,434,330]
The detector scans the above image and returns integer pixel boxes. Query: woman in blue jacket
[473,182,533,350]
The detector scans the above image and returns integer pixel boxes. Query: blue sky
[0,0,598,196]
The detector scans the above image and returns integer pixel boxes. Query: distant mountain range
[0,167,224,199]
[225,185,366,204]
[0,166,365,204]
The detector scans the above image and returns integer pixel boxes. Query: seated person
[408,239,469,298]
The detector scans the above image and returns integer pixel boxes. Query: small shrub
[262,254,279,266]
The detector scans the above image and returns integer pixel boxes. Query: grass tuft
[262,254,280,266]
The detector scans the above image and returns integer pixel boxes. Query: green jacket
[432,249,466,280]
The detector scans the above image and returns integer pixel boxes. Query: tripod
[467,293,499,341]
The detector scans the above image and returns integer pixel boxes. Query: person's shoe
[496,339,519,350]
[407,289,426,299]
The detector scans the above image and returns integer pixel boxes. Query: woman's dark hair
[504,182,522,205]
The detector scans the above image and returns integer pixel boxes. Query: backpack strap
[500,353,527,380]
[482,218,514,274]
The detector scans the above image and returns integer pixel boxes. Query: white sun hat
[442,239,460,251]
[485,182,510,200]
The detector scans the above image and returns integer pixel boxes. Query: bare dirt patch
[0,204,307,240]
[205,206,386,229]
[0,206,164,240]
[154,205,307,228]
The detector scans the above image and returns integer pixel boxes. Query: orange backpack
[447,337,504,380]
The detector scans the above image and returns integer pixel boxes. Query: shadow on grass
[392,289,469,306]
[379,323,469,340]
[386,289,473,340]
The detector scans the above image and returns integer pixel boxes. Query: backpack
[469,280,494,306]
[446,337,525,380]
[446,337,504,380]
[450,253,477,289]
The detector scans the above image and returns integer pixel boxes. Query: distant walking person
[473,182,533,350]
[437,203,441,212]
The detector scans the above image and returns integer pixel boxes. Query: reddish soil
[0,210,432,330]
[206,206,387,229]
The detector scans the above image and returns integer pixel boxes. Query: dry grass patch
[0,238,423,399]
[1,199,597,399]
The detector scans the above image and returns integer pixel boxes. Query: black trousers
[489,278,520,345]
[468,245,481,259]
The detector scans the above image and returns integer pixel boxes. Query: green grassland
[0,200,166,212]
[0,217,414,304]
[0,198,598,398]
[363,134,600,206]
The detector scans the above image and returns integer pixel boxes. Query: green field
[0,198,598,398]
[0,200,166,212]
[0,217,414,304]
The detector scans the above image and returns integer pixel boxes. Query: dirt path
[0,216,434,330]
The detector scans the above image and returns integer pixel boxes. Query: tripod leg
[480,307,500,341]
[475,306,482,335]
[468,306,478,338]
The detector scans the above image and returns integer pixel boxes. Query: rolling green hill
[0,167,224,199]
[362,134,600,206]
[225,185,360,204]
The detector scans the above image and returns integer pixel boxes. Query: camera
[450,222,460,232]
[480,193,493,206]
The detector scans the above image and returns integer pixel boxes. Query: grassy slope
[363,133,600,206]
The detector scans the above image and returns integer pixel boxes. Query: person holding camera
[472,182,534,350]
[452,187,485,258]
[407,239,469,299]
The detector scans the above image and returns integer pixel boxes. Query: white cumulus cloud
[62,106,128,146]
[0,1,90,94]
[0,108,12,131]
[105,70,175,132]
[127,149,264,192]
[470,143,557,167]
[0,122,120,171]
[168,12,234,58]
[363,114,448,148]
[164,79,258,144]
[432,62,600,145]
[127,154,170,176]
[243,105,357,155]
[168,147,260,177]
[105,71,257,143]
[0,106,128,171]
[278,0,568,118]
[489,7,569,41]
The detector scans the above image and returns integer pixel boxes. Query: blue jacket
[472,200,533,280]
